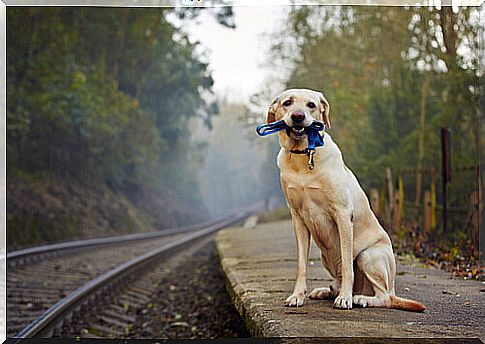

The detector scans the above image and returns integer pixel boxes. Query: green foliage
[252,6,483,241]
[7,7,233,243]
[266,6,481,193]
[257,206,291,224]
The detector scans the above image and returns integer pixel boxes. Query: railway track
[6,210,251,340]
[6,216,227,269]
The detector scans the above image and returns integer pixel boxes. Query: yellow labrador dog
[268,88,425,312]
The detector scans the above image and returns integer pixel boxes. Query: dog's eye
[307,102,316,109]
[283,100,292,107]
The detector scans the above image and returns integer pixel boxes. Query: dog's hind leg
[352,244,395,308]
[308,282,340,300]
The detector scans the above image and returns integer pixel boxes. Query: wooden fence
[370,164,482,248]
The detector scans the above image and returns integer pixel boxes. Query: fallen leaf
[442,290,457,295]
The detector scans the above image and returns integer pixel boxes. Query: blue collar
[256,120,325,170]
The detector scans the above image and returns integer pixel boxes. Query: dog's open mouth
[291,126,306,137]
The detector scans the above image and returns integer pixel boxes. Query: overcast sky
[181,6,289,103]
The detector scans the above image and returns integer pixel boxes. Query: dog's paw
[308,287,332,300]
[353,295,388,308]
[285,292,305,307]
[353,295,368,307]
[334,293,353,310]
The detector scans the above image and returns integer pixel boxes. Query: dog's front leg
[333,209,354,309]
[285,210,310,307]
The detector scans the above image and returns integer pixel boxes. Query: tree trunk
[440,7,458,71]
[416,75,428,205]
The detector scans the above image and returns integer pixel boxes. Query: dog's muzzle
[256,120,325,170]
[291,125,306,138]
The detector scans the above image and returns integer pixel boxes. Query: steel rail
[4,213,238,265]
[8,210,250,341]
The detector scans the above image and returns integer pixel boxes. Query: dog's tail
[390,295,426,312]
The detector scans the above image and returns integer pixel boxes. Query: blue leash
[255,119,289,136]
[256,120,325,170]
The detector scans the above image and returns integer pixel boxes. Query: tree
[7,7,236,245]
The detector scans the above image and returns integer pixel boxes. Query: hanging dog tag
[307,149,315,170]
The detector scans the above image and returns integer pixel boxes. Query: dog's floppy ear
[267,96,280,124]
[319,93,331,128]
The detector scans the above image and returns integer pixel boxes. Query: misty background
[6,6,484,255]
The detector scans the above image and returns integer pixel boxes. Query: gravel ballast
[131,238,249,338]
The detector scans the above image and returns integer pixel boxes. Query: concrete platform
[216,220,484,341]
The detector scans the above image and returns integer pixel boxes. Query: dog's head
[267,88,330,139]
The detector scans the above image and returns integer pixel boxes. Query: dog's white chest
[285,183,322,208]
[282,168,330,208]
[282,171,340,251]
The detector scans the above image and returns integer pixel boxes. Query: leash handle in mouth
[256,120,325,170]
[256,120,288,136]
[256,120,324,138]
[306,124,324,150]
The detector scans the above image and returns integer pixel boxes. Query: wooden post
[398,174,404,218]
[430,166,436,231]
[386,167,393,225]
[416,76,429,205]
[466,191,481,249]
[392,193,400,230]
[392,177,403,231]
[370,188,380,218]
[466,166,483,249]
[423,191,432,233]
[440,127,451,233]
[379,182,386,224]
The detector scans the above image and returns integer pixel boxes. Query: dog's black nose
[291,112,305,123]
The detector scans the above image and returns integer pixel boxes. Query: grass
[257,206,291,223]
